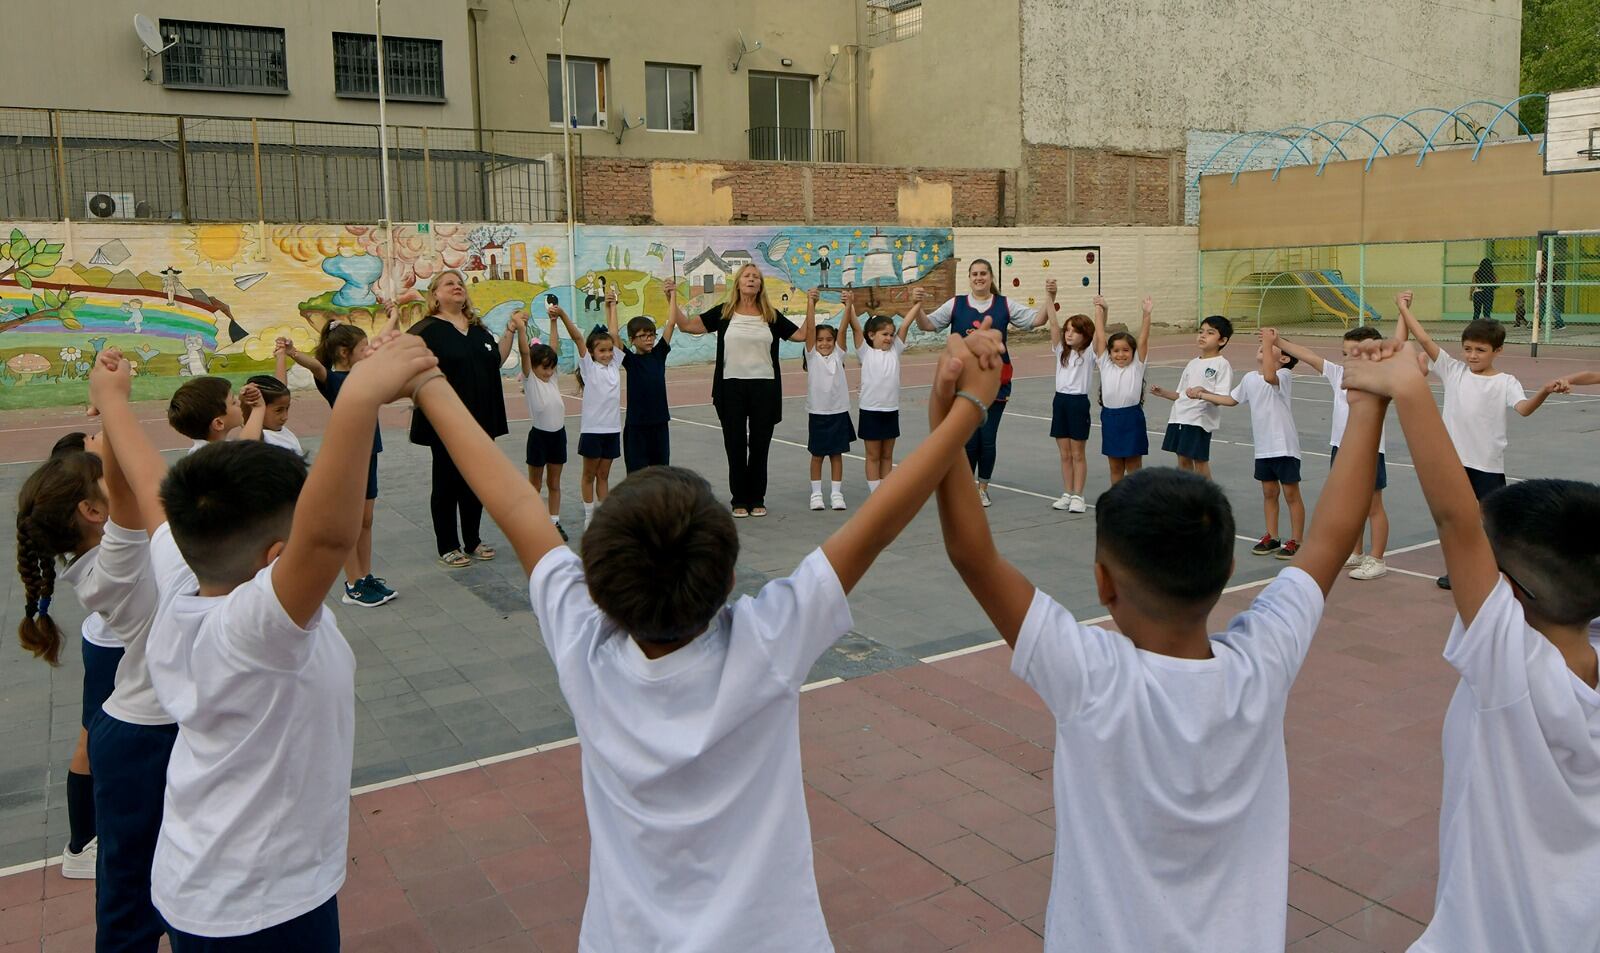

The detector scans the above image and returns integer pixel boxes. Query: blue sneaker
[364,575,397,600]
[341,578,392,608]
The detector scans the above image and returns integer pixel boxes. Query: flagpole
[375,0,397,307]
[560,0,577,302]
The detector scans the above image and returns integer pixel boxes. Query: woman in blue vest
[911,259,1055,505]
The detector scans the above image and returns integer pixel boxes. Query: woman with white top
[670,265,806,518]
[802,288,854,511]
[910,260,1055,506]
[1049,310,1096,512]
[1091,294,1154,484]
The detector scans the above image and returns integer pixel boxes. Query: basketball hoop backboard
[1544,86,1600,175]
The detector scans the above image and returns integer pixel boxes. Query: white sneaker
[979,489,992,508]
[60,838,96,880]
[1343,553,1364,568]
[831,491,847,510]
[1069,494,1087,514]
[1051,493,1073,511]
[1349,556,1388,580]
[809,492,824,511]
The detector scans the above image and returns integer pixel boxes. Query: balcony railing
[747,126,846,163]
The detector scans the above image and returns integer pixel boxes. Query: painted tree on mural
[0,229,82,335]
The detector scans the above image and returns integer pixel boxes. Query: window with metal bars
[333,33,446,102]
[160,20,288,94]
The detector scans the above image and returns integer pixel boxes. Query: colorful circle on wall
[1082,277,1091,286]
[1028,297,1036,306]
[1042,259,1051,268]
[1004,255,1014,265]
[1012,278,1020,287]
[1055,302,1062,311]
[1085,252,1095,264]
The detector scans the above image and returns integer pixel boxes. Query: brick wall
[577,158,1013,226]
[1022,144,1185,226]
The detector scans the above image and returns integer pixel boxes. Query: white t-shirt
[805,347,850,416]
[924,295,1041,331]
[724,315,775,380]
[1229,369,1301,460]
[262,427,302,455]
[529,546,852,953]
[80,611,121,649]
[523,369,567,433]
[1168,356,1234,432]
[1411,581,1600,953]
[857,338,905,412]
[1321,361,1387,455]
[1053,344,1092,396]
[186,439,208,456]
[1015,568,1324,953]
[1096,353,1146,410]
[1433,351,1526,474]
[58,524,170,725]
[145,523,355,937]
[578,354,622,435]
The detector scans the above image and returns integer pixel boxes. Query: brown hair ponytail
[14,451,104,665]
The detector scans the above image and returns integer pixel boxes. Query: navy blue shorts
[1051,393,1091,440]
[858,408,900,441]
[623,422,671,472]
[577,432,621,460]
[808,412,855,457]
[168,896,338,951]
[526,426,568,468]
[1254,455,1303,485]
[364,452,379,501]
[1162,423,1213,462]
[1329,445,1388,492]
[81,640,124,729]
[1464,466,1506,501]
[88,715,177,951]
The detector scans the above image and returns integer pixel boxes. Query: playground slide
[1305,270,1381,324]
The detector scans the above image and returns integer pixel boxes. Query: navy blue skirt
[1051,393,1091,440]
[1100,405,1149,459]
[577,432,621,460]
[527,426,569,467]
[808,412,856,457]
[858,408,900,441]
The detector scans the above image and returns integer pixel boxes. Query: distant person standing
[1470,257,1497,321]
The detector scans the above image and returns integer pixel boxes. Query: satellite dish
[134,14,169,53]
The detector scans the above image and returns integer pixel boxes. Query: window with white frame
[547,56,607,128]
[160,19,287,93]
[646,64,697,132]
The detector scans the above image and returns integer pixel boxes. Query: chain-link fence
[1200,235,1600,347]
[0,106,576,224]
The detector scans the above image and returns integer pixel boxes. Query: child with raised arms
[610,281,676,473]
[930,333,1386,952]
[802,287,854,511]
[1338,341,1599,953]
[407,324,1006,952]
[562,302,620,523]
[1150,315,1234,477]
[249,371,300,456]
[1049,307,1095,512]
[516,304,570,541]
[851,299,914,493]
[1090,294,1152,485]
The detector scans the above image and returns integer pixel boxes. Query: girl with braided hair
[16,437,119,880]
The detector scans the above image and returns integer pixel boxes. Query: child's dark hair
[1343,326,1383,344]
[863,314,895,340]
[1094,468,1234,611]
[814,323,838,344]
[528,342,558,370]
[1060,313,1094,364]
[581,466,739,644]
[316,321,368,369]
[245,374,291,405]
[1275,351,1300,371]
[1200,315,1234,345]
[625,316,656,340]
[51,432,88,456]
[161,441,308,588]
[1105,330,1138,356]
[15,450,105,665]
[1461,318,1506,350]
[1481,479,1600,626]
[168,376,232,440]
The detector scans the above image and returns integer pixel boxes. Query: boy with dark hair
[411,328,1006,951]
[931,343,1386,952]
[1400,297,1558,588]
[89,333,436,949]
[608,281,676,473]
[1340,341,1600,953]
[166,376,261,452]
[1190,329,1304,558]
[1151,314,1233,478]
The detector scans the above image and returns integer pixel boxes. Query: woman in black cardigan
[670,265,806,517]
[408,269,517,567]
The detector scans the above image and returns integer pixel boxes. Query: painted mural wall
[0,221,961,407]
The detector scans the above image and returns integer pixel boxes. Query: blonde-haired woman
[409,270,519,567]
[671,264,806,517]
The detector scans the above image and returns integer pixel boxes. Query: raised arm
[88,350,168,530]
[1091,295,1109,356]
[1259,328,1283,386]
[274,333,436,627]
[1294,382,1385,594]
[274,344,289,385]
[908,287,932,332]
[1553,370,1600,390]
[496,316,518,364]
[604,285,625,352]
[666,278,706,335]
[896,303,915,342]
[1135,295,1152,361]
[1017,279,1058,329]
[1274,332,1324,375]
[238,384,266,442]
[516,314,533,377]
[555,305,586,358]
[802,289,818,350]
[1397,292,1440,362]
[376,301,402,337]
[1048,299,1064,350]
[277,338,328,384]
[844,300,864,356]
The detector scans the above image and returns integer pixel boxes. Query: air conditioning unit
[85,192,136,219]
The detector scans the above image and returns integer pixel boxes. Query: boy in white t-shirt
[410,331,1006,952]
[1192,329,1305,559]
[88,334,436,949]
[930,352,1386,953]
[1340,342,1600,953]
[1150,315,1234,479]
[1400,302,1557,589]
[168,376,260,454]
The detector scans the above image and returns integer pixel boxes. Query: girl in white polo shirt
[850,304,914,493]
[1091,295,1153,484]
[1049,309,1096,512]
[518,307,572,541]
[564,307,622,525]
[803,288,854,511]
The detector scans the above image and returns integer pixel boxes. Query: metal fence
[0,107,577,224]
[747,126,846,163]
[1199,234,1600,348]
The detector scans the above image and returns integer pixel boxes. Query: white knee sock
[868,480,880,493]
[583,501,595,521]
[810,480,822,495]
